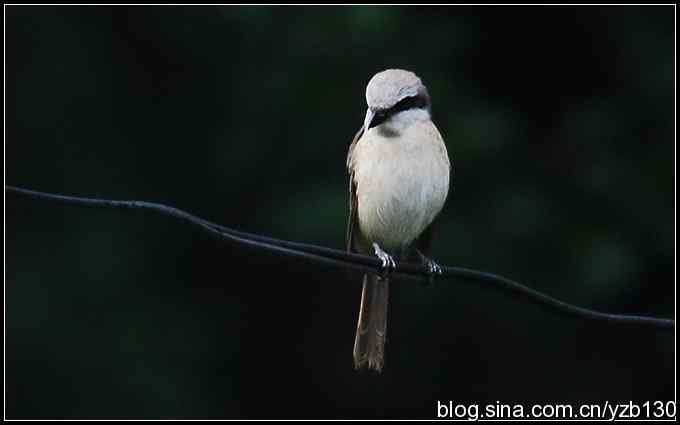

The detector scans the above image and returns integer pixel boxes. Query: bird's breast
[351,121,450,253]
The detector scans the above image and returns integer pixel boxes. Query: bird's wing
[346,125,365,252]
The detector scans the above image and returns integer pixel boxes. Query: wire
[5,185,674,329]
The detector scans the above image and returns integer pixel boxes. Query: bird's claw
[373,243,396,278]
[426,259,442,276]
[416,250,442,286]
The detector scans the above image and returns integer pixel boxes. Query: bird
[346,69,451,373]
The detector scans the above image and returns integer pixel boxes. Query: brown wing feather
[346,125,365,252]
[348,126,389,372]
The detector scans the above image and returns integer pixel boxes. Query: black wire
[6,185,674,329]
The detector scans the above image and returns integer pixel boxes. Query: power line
[5,185,674,329]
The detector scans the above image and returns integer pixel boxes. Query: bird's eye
[369,109,389,129]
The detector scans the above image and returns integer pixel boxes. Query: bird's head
[363,69,431,131]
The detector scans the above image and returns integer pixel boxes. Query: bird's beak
[363,108,375,131]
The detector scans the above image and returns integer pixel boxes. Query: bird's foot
[372,242,396,278]
[416,250,442,286]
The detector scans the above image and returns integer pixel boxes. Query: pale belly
[352,121,450,253]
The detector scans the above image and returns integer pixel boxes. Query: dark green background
[6,5,675,419]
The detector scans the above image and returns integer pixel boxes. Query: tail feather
[353,273,389,372]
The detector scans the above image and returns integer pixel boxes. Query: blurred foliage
[6,5,675,419]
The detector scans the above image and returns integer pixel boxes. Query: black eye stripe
[392,94,428,113]
[368,94,430,129]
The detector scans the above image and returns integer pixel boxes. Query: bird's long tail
[353,273,389,372]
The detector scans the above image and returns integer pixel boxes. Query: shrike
[346,69,451,372]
